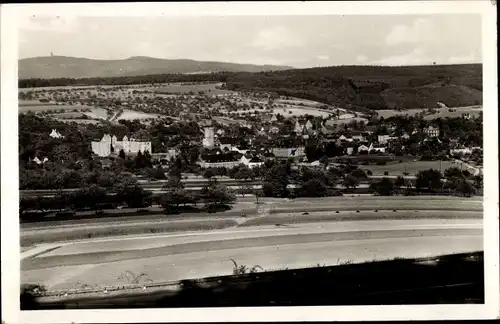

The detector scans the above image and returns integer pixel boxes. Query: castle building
[91,134,152,157]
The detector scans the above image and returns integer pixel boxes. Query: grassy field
[360,160,471,175]
[151,83,233,95]
[326,117,369,126]
[56,119,101,125]
[48,112,88,119]
[270,196,482,213]
[241,210,482,227]
[20,196,482,245]
[377,106,482,119]
[21,219,239,246]
[275,98,332,108]
[19,103,93,113]
[272,106,332,118]
[117,110,160,121]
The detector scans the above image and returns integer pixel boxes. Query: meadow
[21,219,239,246]
[376,106,482,119]
[151,83,233,95]
[326,117,369,126]
[117,110,161,121]
[18,101,93,114]
[272,107,332,118]
[241,210,482,227]
[360,160,471,176]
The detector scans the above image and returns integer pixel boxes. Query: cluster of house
[198,149,265,169]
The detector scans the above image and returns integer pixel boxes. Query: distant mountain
[18,56,294,79]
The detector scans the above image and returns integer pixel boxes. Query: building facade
[202,127,215,148]
[424,126,440,137]
[91,134,152,157]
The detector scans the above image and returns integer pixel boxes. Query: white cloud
[372,49,430,66]
[18,16,79,34]
[357,55,368,63]
[250,26,303,51]
[448,51,480,64]
[385,18,432,46]
[317,55,330,61]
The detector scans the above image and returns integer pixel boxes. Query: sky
[18,14,482,68]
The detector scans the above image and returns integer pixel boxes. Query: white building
[424,126,440,137]
[49,129,64,139]
[202,127,215,148]
[358,145,370,153]
[369,143,386,153]
[450,147,473,155]
[269,126,280,134]
[305,120,313,131]
[352,135,365,142]
[91,134,152,157]
[294,120,303,134]
[377,135,393,144]
[32,156,49,165]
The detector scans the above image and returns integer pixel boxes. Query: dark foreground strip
[21,251,484,309]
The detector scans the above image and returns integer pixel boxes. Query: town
[15,12,487,310]
[19,81,483,219]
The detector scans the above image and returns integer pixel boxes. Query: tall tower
[202,127,215,148]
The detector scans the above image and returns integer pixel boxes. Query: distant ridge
[19,56,294,79]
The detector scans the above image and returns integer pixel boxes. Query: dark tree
[342,175,359,189]
[299,178,328,197]
[456,179,475,197]
[416,169,442,192]
[370,177,395,196]
[113,178,152,209]
[200,182,236,209]
[203,168,215,179]
[394,176,405,190]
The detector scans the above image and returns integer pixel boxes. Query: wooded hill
[19,64,482,111]
[224,64,482,111]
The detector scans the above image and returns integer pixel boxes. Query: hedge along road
[21,196,482,232]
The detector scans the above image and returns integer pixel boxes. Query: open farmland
[275,98,330,107]
[58,119,102,125]
[151,82,234,95]
[272,107,332,118]
[326,117,369,126]
[269,196,482,213]
[377,106,482,119]
[360,160,470,176]
[117,110,161,121]
[241,210,481,227]
[423,106,483,120]
[19,101,94,114]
